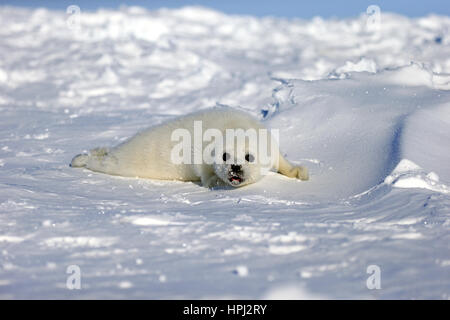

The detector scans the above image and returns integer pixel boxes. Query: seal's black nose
[231,164,241,172]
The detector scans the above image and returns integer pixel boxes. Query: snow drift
[264,63,450,199]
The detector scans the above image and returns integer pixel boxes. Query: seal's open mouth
[228,174,243,185]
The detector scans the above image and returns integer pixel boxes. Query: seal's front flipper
[277,154,309,181]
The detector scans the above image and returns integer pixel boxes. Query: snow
[232,265,249,277]
[0,5,450,299]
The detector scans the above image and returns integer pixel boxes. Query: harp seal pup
[70,107,309,188]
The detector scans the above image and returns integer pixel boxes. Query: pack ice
[0,6,449,299]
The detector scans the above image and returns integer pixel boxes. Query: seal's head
[213,146,263,188]
[208,126,279,188]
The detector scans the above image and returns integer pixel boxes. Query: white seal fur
[71,107,308,188]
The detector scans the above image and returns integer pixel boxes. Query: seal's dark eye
[222,152,230,162]
[245,153,254,162]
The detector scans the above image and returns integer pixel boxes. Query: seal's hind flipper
[70,154,88,167]
[70,147,110,168]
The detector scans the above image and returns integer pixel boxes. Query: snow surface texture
[0,6,450,299]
